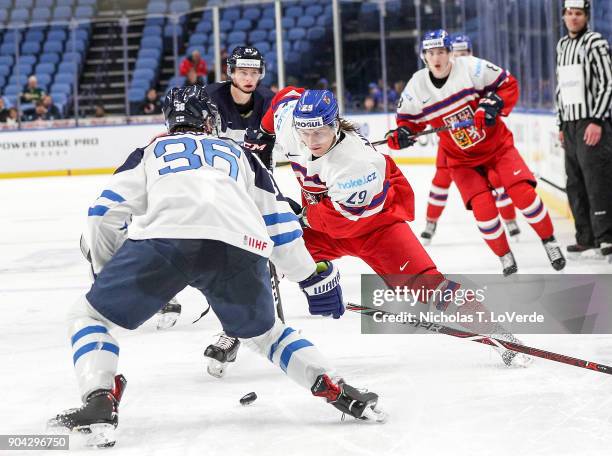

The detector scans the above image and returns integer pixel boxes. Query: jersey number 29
[154,137,241,180]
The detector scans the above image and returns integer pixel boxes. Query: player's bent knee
[241,319,285,356]
[66,295,116,331]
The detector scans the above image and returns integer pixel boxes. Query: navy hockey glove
[299,261,344,319]
[243,127,276,170]
[474,93,504,130]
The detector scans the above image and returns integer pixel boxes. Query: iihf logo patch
[323,95,330,105]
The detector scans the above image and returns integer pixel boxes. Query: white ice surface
[1,165,611,456]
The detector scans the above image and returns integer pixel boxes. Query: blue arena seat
[297,16,315,28]
[243,7,261,21]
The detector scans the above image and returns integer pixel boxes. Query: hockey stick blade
[346,303,612,376]
[372,120,474,147]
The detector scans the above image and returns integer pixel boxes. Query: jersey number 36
[154,137,241,180]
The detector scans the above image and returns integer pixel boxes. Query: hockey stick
[371,120,474,146]
[269,262,285,323]
[264,155,286,323]
[346,303,612,376]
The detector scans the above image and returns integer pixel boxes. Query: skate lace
[545,242,562,261]
[215,334,237,350]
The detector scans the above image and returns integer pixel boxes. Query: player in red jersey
[421,34,521,245]
[387,30,566,275]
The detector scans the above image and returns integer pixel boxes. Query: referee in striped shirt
[555,0,612,261]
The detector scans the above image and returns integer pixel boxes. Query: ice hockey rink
[1,164,611,455]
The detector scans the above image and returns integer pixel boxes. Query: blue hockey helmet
[451,34,472,53]
[420,29,452,54]
[293,90,339,130]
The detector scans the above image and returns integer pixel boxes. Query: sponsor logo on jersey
[294,117,325,129]
[443,106,486,149]
[337,172,377,190]
[243,235,268,251]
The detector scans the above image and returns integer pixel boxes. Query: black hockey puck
[240,392,257,406]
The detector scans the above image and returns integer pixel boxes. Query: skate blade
[79,423,116,448]
[206,359,228,378]
[500,349,533,368]
[509,234,520,243]
[567,250,604,261]
[45,421,116,448]
[361,406,387,423]
[421,237,432,246]
[157,312,180,330]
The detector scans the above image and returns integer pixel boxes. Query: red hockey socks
[506,182,554,240]
[426,168,452,221]
[471,192,511,257]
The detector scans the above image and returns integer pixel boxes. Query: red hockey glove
[385,126,416,150]
[474,93,504,130]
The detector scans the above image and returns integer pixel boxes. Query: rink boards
[0,110,568,214]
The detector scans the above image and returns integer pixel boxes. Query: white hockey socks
[67,295,119,401]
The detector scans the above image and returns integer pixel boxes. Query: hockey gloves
[474,93,504,130]
[385,126,416,150]
[243,127,276,170]
[299,261,344,319]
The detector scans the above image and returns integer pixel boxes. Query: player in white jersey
[243,88,533,369]
[47,86,385,448]
[420,33,521,245]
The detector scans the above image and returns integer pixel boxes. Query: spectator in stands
[363,95,377,113]
[21,76,46,104]
[184,68,205,87]
[367,82,383,106]
[138,88,162,115]
[6,107,20,125]
[94,104,106,118]
[23,100,50,121]
[42,95,62,120]
[179,49,208,80]
[388,80,406,107]
[0,98,8,122]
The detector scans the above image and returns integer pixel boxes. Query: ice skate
[420,220,437,245]
[600,243,612,263]
[311,374,386,423]
[505,219,521,242]
[489,334,533,368]
[499,251,518,276]
[47,375,126,448]
[204,333,240,378]
[566,243,602,260]
[156,297,181,330]
[542,236,566,271]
